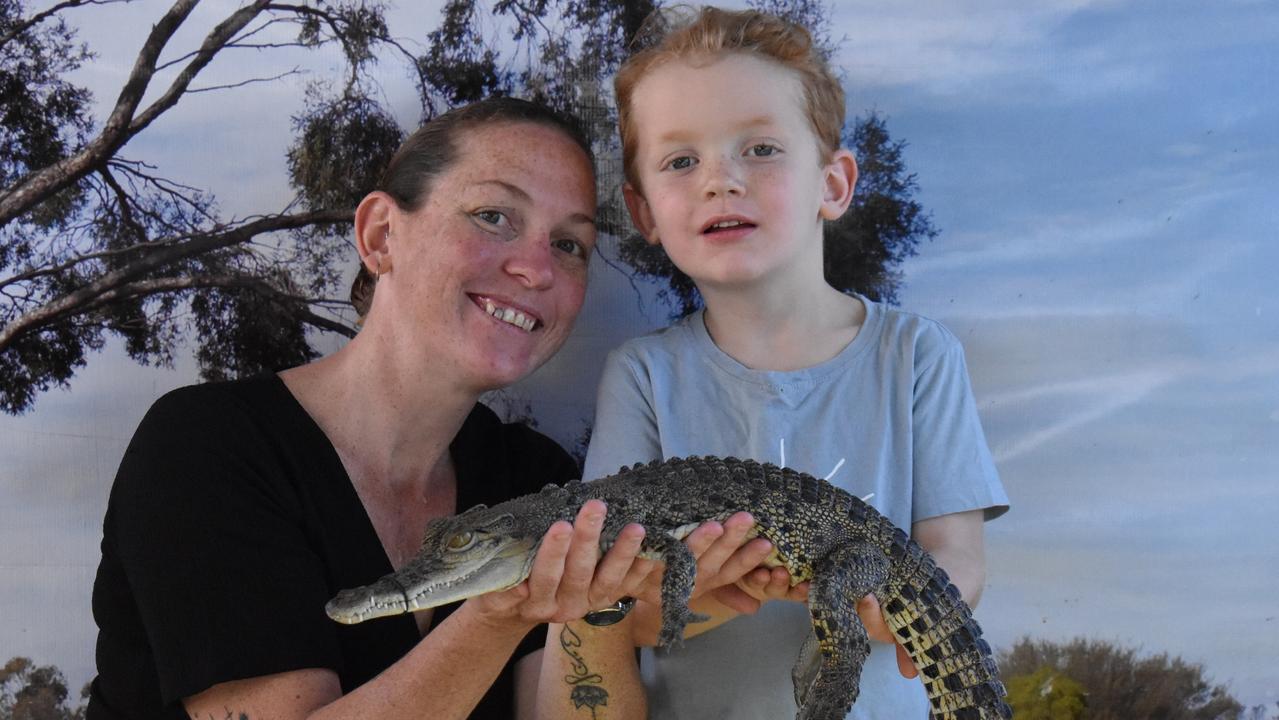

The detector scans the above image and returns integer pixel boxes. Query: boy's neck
[700,284,866,372]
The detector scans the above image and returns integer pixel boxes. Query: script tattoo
[560,622,609,718]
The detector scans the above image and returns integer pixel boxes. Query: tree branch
[0,0,123,51]
[126,0,272,133]
[188,68,304,94]
[0,208,352,351]
[97,165,148,244]
[0,0,270,227]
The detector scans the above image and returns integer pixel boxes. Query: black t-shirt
[86,375,580,719]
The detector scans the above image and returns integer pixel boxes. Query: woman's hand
[471,500,655,627]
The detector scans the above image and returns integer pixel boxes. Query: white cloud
[983,366,1184,463]
[831,0,1121,96]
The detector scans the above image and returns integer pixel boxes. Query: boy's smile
[624,52,855,297]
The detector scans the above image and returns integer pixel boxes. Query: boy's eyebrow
[655,115,781,144]
[472,179,595,228]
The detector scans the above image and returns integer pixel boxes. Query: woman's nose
[503,238,556,289]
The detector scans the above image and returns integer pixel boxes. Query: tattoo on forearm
[560,622,610,718]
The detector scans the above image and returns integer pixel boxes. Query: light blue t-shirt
[582,296,1009,720]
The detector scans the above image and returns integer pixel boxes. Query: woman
[86,97,767,720]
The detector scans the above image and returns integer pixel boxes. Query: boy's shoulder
[867,298,967,365]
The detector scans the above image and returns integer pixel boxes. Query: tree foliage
[0,657,85,720]
[1000,637,1245,720]
[1,0,936,413]
[0,0,377,413]
[1006,665,1088,720]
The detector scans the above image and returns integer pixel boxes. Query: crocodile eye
[446,531,475,550]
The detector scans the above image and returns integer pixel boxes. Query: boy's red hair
[615,5,845,189]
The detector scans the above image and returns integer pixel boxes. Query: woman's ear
[622,182,660,245]
[819,149,858,222]
[354,191,397,275]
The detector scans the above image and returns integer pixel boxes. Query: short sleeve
[582,348,663,482]
[104,387,341,704]
[910,327,1009,522]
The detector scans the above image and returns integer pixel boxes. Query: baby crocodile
[326,455,1011,720]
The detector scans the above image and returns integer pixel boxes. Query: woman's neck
[279,327,478,496]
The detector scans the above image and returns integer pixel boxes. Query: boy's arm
[854,508,988,682]
[912,509,987,606]
[582,350,662,481]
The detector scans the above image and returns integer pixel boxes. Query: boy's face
[623,53,855,294]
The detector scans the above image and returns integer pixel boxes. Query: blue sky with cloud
[1,0,1275,709]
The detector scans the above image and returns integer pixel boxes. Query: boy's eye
[664,156,696,171]
[747,144,779,157]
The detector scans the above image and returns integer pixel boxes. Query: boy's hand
[857,594,918,679]
[732,565,810,613]
[628,511,776,612]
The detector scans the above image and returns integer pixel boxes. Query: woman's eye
[553,237,591,259]
[474,209,508,227]
[664,156,696,171]
[748,144,779,157]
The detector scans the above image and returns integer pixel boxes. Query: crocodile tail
[883,542,1013,720]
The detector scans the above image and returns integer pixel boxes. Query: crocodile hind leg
[793,542,890,720]
[641,533,709,649]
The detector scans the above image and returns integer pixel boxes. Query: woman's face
[386,122,597,391]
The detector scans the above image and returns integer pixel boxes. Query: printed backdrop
[1,0,1276,710]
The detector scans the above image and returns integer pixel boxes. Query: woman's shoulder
[459,402,579,482]
[135,375,285,440]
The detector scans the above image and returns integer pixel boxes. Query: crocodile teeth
[483,298,537,332]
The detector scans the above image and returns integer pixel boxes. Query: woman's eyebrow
[472,179,529,200]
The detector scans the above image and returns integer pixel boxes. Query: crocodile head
[325,504,539,624]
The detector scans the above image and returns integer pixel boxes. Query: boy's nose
[701,156,745,199]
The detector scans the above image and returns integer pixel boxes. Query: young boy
[580,6,1010,719]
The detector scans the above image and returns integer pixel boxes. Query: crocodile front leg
[640,532,708,649]
[794,542,890,720]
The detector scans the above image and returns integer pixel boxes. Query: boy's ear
[622,182,660,245]
[818,149,858,221]
[354,191,397,275]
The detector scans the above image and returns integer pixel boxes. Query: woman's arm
[530,620,646,720]
[183,600,538,720]
[183,501,651,720]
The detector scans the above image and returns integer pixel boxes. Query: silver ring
[583,596,636,626]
